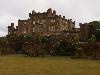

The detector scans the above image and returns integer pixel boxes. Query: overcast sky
[0,0,100,36]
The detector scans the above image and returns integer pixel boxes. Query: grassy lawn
[0,55,99,75]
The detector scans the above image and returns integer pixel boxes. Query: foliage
[88,21,100,41]
[89,35,96,43]
[1,32,80,56]
[53,39,78,56]
[0,37,7,44]
[89,21,100,29]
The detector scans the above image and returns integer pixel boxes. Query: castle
[6,8,100,58]
[8,8,79,40]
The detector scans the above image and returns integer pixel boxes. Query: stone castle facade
[8,8,79,40]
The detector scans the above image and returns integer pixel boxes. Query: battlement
[8,8,76,36]
[79,23,89,26]
[29,8,57,18]
[47,8,52,13]
[11,23,14,27]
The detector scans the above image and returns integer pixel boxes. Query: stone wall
[79,23,89,42]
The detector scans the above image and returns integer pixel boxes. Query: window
[24,22,27,24]
[38,28,40,32]
[38,20,43,24]
[51,20,55,22]
[57,23,59,26]
[36,28,40,32]
[49,26,55,31]
[44,24,45,27]
[8,32,10,34]
[26,28,28,33]
[53,26,55,31]
[41,28,43,32]
[33,21,35,24]
[38,20,39,23]
[49,27,51,31]
[40,20,43,24]
[51,20,53,22]
[24,28,26,33]
[33,28,35,32]
[56,28,59,31]
[51,26,53,31]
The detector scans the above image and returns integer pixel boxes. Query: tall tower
[79,23,89,42]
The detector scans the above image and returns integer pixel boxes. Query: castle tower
[79,23,89,42]
[8,23,15,35]
[53,10,56,17]
[32,10,36,14]
[47,8,52,18]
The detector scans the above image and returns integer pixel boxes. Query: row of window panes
[33,19,55,25]
[24,19,56,25]
[24,28,29,33]
[33,27,44,32]
[33,20,44,24]
[23,24,61,33]
[32,27,58,32]
[51,20,55,22]
[49,26,58,31]
[24,26,59,33]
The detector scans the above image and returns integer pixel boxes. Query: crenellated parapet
[8,8,76,37]
[8,23,15,35]
[29,8,57,19]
